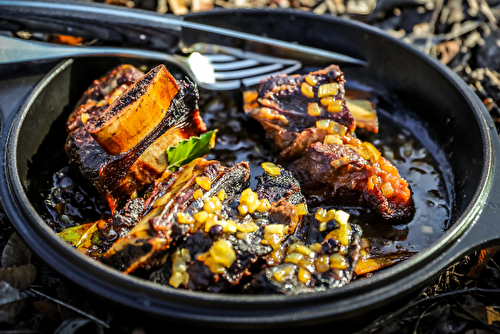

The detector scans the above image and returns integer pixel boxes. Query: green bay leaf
[57,221,99,248]
[166,130,217,172]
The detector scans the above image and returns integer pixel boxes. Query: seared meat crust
[244,65,354,161]
[290,141,414,221]
[101,160,252,273]
[150,164,312,293]
[244,66,414,221]
[244,213,362,295]
[57,62,420,295]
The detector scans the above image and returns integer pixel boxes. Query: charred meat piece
[290,139,414,221]
[254,165,306,208]
[244,208,362,295]
[151,164,310,292]
[243,64,413,221]
[244,65,355,161]
[100,159,251,274]
[65,65,207,211]
[112,197,146,239]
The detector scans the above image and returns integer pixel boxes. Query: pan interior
[14,54,484,291]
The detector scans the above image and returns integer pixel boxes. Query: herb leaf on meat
[166,130,217,172]
[57,221,100,248]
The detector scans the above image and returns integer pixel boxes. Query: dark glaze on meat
[244,222,362,294]
[290,140,414,221]
[245,66,414,221]
[148,164,362,294]
[101,159,252,273]
[244,65,355,162]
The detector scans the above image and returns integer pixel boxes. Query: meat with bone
[65,65,206,211]
[53,61,428,294]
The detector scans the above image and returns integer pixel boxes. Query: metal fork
[0,35,302,90]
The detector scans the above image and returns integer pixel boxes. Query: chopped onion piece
[308,102,322,116]
[324,134,343,145]
[196,176,212,190]
[381,182,395,197]
[316,119,331,130]
[327,121,347,136]
[301,82,315,98]
[327,100,343,113]
[305,74,318,86]
[318,82,339,97]
[261,162,281,176]
[320,96,335,105]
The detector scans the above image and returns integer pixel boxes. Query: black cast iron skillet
[1,6,500,330]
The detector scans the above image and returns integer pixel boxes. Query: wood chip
[388,29,407,39]
[467,0,479,13]
[192,0,214,11]
[104,0,134,7]
[313,1,328,14]
[486,306,500,325]
[413,22,431,37]
[334,0,345,14]
[301,0,317,7]
[157,0,168,13]
[479,0,497,25]
[168,0,189,15]
[215,0,234,7]
[325,0,337,15]
[346,0,375,15]
[438,40,460,64]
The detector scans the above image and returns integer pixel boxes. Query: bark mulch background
[3,0,500,333]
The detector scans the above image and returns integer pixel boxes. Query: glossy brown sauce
[42,81,452,268]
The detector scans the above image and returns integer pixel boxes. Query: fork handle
[0,0,182,53]
[0,35,184,66]
[0,0,367,66]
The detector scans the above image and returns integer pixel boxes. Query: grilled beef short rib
[245,66,415,221]
[65,65,206,211]
[290,140,414,221]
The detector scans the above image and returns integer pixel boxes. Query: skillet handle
[460,175,500,251]
[453,114,500,254]
[0,0,181,53]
